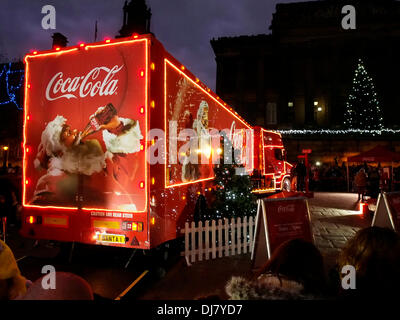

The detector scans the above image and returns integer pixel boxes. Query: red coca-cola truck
[21,34,291,249]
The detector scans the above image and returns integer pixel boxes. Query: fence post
[211,220,216,259]
[223,218,228,257]
[183,216,256,265]
[190,221,196,264]
[230,218,236,256]
[217,219,223,258]
[237,217,242,255]
[184,222,190,265]
[249,216,254,252]
[243,216,248,254]
[205,220,210,260]
[198,220,203,262]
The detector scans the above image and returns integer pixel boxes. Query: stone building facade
[211,0,400,131]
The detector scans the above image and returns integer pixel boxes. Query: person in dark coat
[296,161,306,192]
[368,167,380,199]
[354,168,368,201]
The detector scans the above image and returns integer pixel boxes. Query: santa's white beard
[102,118,143,154]
[49,140,106,176]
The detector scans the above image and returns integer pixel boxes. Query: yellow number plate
[93,220,120,230]
[97,234,126,244]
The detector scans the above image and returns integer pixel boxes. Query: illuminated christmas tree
[344,59,384,131]
[210,136,256,220]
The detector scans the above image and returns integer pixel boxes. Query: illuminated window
[288,102,294,107]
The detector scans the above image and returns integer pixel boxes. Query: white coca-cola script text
[45,65,123,101]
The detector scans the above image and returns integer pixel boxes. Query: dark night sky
[0,0,312,90]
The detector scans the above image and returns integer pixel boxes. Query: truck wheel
[282,178,291,192]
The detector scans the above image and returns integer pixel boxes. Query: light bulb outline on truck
[21,33,292,250]
[23,37,149,214]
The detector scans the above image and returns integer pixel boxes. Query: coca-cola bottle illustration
[81,103,118,139]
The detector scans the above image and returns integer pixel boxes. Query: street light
[2,146,9,169]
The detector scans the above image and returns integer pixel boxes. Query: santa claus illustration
[181,100,211,182]
[32,104,143,211]
[32,115,107,205]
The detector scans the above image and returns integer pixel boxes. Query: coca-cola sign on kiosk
[251,193,314,270]
[24,39,147,213]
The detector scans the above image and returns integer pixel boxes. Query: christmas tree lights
[277,128,400,136]
[0,63,24,110]
[277,59,392,136]
[344,58,384,130]
[211,136,256,219]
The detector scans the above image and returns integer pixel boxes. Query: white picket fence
[180,216,256,266]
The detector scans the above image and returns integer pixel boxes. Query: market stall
[346,145,400,192]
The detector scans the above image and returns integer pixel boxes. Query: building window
[266,102,277,125]
[288,101,294,107]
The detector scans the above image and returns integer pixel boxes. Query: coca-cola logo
[277,204,295,213]
[45,65,123,101]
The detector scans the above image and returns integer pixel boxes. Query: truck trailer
[21,34,291,249]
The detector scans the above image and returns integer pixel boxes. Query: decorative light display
[0,63,24,110]
[279,59,395,136]
[211,141,256,220]
[344,58,384,130]
[278,128,400,136]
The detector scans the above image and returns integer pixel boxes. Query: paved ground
[309,192,371,269]
[139,192,372,299]
[5,192,372,300]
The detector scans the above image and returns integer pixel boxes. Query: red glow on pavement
[359,202,369,216]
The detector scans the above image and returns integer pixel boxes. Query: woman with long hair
[226,239,327,300]
[337,226,400,298]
